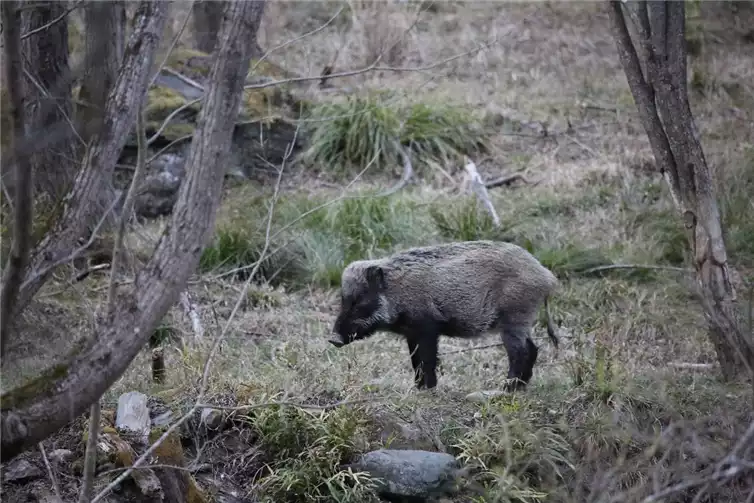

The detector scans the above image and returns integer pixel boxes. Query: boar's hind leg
[500,321,536,391]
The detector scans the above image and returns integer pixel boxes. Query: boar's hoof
[328,339,345,348]
[503,378,528,392]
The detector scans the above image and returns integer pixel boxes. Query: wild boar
[328,240,559,391]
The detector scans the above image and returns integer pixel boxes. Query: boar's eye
[353,298,374,317]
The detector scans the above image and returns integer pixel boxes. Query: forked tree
[607,0,754,380]
[0,0,264,461]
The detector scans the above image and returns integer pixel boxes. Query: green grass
[246,405,380,502]
[302,92,490,176]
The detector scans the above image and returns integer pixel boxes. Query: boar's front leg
[406,338,424,388]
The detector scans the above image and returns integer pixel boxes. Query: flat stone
[465,390,507,403]
[3,458,43,483]
[351,449,460,500]
[116,391,151,443]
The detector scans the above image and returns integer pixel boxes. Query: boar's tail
[544,295,559,350]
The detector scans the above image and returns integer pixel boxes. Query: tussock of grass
[302,92,489,175]
[246,405,380,502]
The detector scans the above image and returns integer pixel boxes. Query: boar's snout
[328,314,350,348]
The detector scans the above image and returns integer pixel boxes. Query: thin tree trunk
[20,0,78,203]
[76,1,127,234]
[193,0,266,57]
[1,0,262,461]
[608,0,754,380]
[1,1,34,359]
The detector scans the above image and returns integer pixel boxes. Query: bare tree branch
[0,0,34,359]
[19,0,83,40]
[1,0,265,463]
[10,1,168,322]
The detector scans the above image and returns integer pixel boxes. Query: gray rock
[116,391,151,443]
[48,449,74,465]
[2,458,42,483]
[200,408,224,431]
[152,410,174,428]
[351,449,460,500]
[465,390,507,403]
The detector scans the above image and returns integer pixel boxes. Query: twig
[196,395,389,414]
[19,0,84,40]
[106,104,148,309]
[248,4,346,78]
[179,291,204,340]
[74,263,111,283]
[243,39,497,91]
[439,342,505,356]
[19,194,121,291]
[667,362,714,370]
[485,173,538,189]
[376,140,414,197]
[581,264,694,275]
[0,0,34,360]
[160,66,205,92]
[146,98,201,146]
[463,158,501,227]
[77,399,101,503]
[38,442,62,501]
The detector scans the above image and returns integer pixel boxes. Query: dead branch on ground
[180,292,204,340]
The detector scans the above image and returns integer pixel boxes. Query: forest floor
[4,2,754,502]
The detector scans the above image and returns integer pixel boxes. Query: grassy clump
[303,92,489,175]
[199,190,433,288]
[246,405,380,503]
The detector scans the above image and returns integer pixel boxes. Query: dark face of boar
[328,265,388,348]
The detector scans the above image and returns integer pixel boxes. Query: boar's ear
[365,265,386,291]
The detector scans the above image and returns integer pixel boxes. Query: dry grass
[4,1,754,502]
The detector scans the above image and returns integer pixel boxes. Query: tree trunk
[76,1,127,235]
[607,1,754,380]
[1,0,263,462]
[9,1,168,327]
[193,0,266,57]
[19,1,78,203]
[1,1,34,359]
[78,1,126,143]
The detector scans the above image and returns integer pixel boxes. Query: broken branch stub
[463,158,501,228]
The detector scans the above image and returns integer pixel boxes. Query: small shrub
[303,92,488,175]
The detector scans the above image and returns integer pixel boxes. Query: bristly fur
[330,240,560,391]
